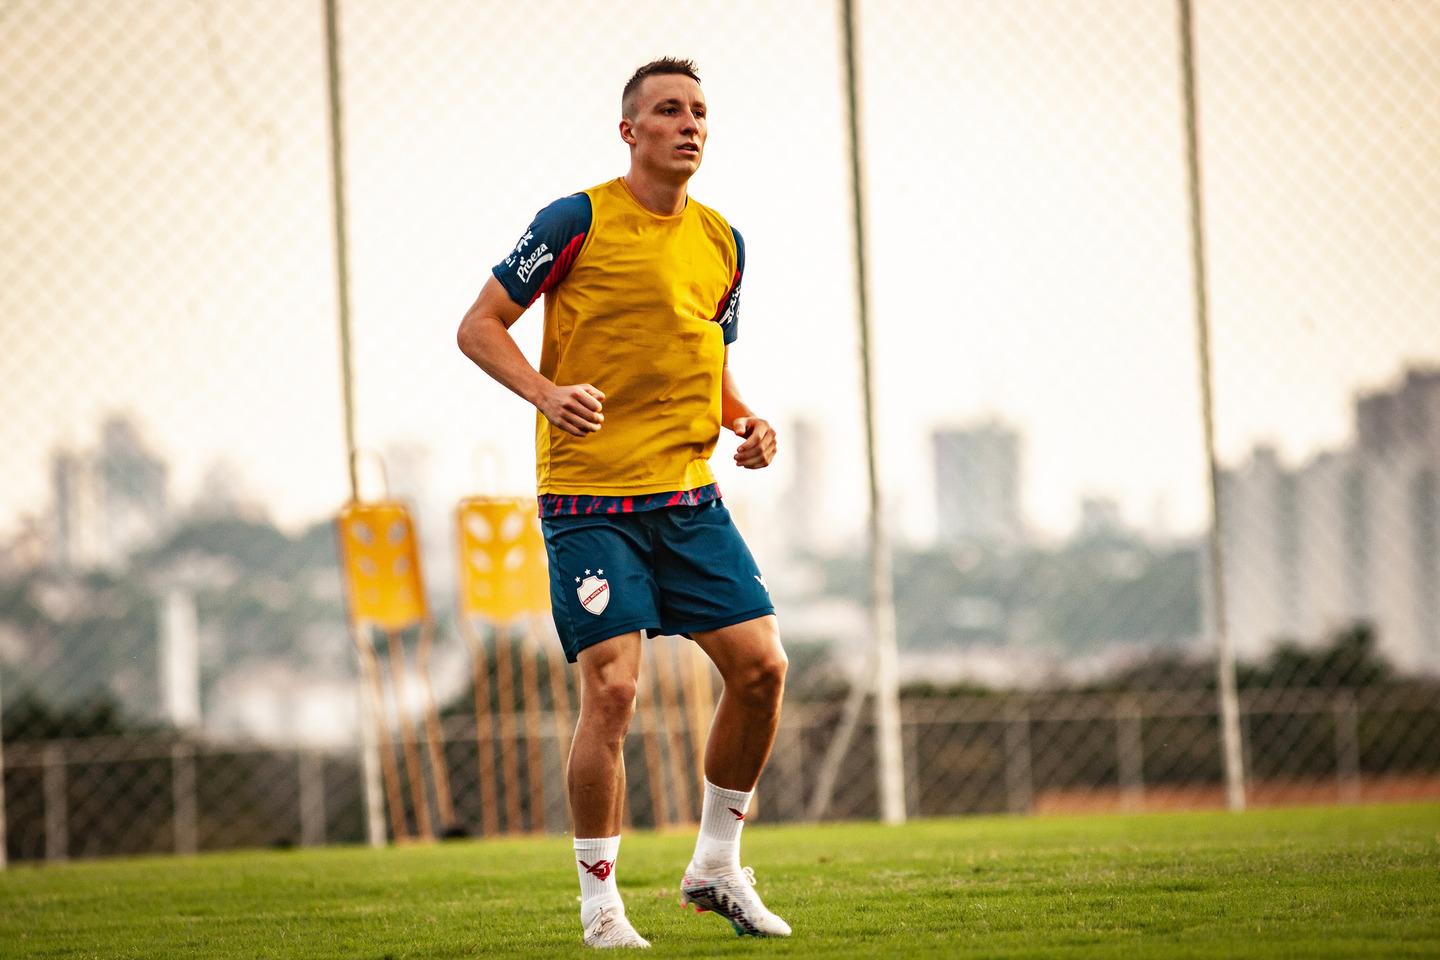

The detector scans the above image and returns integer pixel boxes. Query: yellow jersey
[492,178,744,511]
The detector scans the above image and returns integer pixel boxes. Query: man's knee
[734,647,788,710]
[582,672,638,730]
[576,634,643,736]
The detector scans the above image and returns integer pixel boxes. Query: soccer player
[456,58,791,948]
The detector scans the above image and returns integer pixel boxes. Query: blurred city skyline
[12,360,1437,755]
[25,358,1438,568]
[3,0,1437,547]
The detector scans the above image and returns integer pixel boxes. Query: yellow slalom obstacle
[455,496,564,835]
[456,496,551,622]
[336,499,457,842]
[337,502,426,631]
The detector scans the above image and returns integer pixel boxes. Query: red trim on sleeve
[709,267,741,322]
[531,232,587,305]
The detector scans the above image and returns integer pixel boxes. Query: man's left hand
[732,417,777,469]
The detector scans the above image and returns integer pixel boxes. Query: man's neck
[623,170,689,216]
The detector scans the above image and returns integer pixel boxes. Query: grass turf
[1,803,1437,958]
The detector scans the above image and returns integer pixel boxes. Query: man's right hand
[538,383,605,436]
[456,278,604,437]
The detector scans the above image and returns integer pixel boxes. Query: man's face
[621,74,707,180]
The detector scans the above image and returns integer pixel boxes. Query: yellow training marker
[457,497,550,622]
[337,501,428,630]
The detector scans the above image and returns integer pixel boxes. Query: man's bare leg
[568,633,647,946]
[569,632,643,836]
[680,615,791,937]
[690,615,787,791]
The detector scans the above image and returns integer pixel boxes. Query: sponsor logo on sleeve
[515,242,553,283]
[718,284,741,327]
[503,229,533,268]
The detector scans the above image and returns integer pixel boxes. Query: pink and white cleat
[679,864,792,937]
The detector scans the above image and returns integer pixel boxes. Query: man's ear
[619,118,635,145]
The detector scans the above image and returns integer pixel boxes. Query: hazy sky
[3,0,1437,549]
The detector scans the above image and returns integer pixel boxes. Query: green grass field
[2,804,1437,958]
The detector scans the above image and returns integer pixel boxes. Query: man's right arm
[456,277,604,437]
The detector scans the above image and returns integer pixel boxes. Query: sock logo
[728,807,746,821]
[579,858,614,881]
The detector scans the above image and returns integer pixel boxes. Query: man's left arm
[722,346,777,469]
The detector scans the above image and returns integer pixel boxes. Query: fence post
[1004,699,1032,814]
[839,0,906,826]
[1240,706,1254,790]
[1116,697,1145,811]
[0,669,7,870]
[356,647,393,846]
[299,748,327,847]
[1177,0,1247,813]
[1333,692,1362,803]
[43,744,68,862]
[902,705,920,817]
[172,743,198,855]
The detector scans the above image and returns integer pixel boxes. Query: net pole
[1177,0,1246,811]
[355,636,399,844]
[323,0,384,846]
[840,0,905,825]
[0,667,7,870]
[323,0,359,501]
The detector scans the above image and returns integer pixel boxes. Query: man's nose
[681,113,700,133]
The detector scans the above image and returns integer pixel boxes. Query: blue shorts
[541,500,774,662]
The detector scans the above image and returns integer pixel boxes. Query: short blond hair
[621,57,701,118]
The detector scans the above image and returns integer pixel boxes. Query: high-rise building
[932,421,1024,546]
[779,417,824,555]
[1077,495,1125,541]
[1218,446,1299,660]
[1357,368,1440,455]
[160,588,201,729]
[1291,451,1366,640]
[1218,367,1440,670]
[98,415,167,557]
[51,415,168,569]
[52,449,104,569]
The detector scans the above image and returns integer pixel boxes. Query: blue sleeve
[491,193,592,307]
[720,226,744,345]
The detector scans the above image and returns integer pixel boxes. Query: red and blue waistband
[538,482,721,518]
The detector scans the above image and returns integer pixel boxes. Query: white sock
[574,835,622,925]
[691,779,752,872]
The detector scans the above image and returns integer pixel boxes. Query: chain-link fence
[3,0,1438,863]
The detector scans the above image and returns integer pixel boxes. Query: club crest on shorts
[575,568,609,615]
